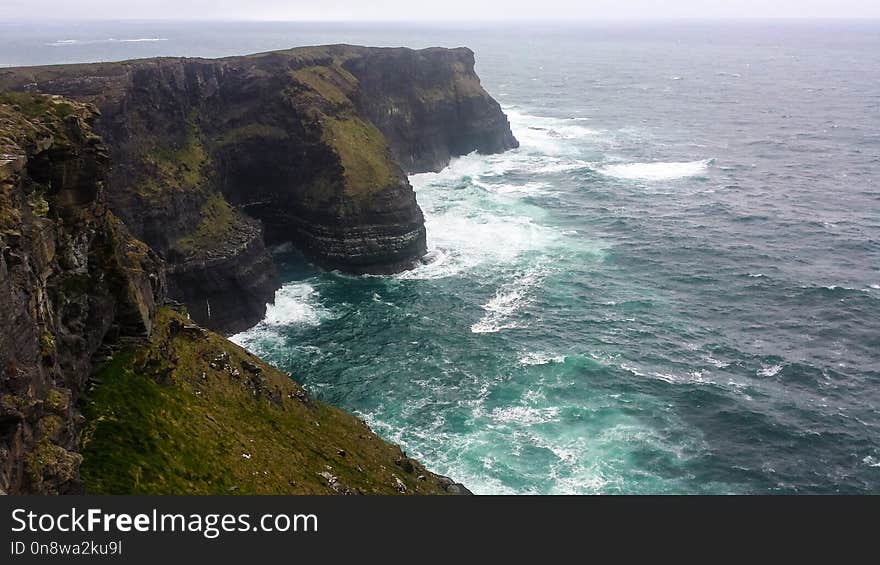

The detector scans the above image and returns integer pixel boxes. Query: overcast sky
[5,0,880,21]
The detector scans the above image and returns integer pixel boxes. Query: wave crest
[598,159,714,181]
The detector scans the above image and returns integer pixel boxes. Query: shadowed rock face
[0,45,517,333]
[347,47,519,173]
[0,97,165,494]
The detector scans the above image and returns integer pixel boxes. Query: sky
[4,0,880,21]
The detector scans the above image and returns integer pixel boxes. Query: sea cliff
[0,44,515,495]
[0,45,517,333]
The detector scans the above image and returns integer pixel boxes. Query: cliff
[0,45,517,333]
[0,95,469,495]
[0,95,165,493]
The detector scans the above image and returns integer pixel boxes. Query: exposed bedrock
[0,97,165,493]
[0,45,517,332]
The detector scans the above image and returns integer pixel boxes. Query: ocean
[4,20,878,493]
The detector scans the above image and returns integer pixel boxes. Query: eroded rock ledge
[0,45,517,333]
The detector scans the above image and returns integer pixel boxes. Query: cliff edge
[0,45,517,333]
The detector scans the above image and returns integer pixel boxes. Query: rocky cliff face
[0,95,165,494]
[345,46,519,173]
[0,45,517,333]
[0,95,471,495]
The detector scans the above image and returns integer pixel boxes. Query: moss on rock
[172,192,238,255]
[321,114,395,197]
[80,309,462,495]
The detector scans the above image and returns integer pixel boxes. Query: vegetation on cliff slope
[80,309,462,495]
[138,113,208,197]
[288,61,398,198]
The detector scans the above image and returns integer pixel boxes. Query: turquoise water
[5,21,879,493]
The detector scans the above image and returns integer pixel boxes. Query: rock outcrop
[0,45,517,333]
[346,46,519,172]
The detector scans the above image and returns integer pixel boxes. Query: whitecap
[488,181,556,198]
[230,282,331,349]
[619,363,649,378]
[489,405,561,426]
[471,267,547,333]
[518,352,566,366]
[262,283,329,326]
[399,212,556,281]
[758,364,783,377]
[47,37,168,46]
[705,355,730,369]
[598,159,713,181]
[503,108,602,156]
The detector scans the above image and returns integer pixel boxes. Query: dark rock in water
[0,45,517,333]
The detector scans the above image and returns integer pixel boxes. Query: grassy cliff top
[80,308,463,495]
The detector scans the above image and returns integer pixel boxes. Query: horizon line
[3,16,880,24]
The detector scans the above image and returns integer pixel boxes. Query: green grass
[290,65,357,106]
[0,92,77,120]
[322,114,395,196]
[173,192,237,255]
[212,124,288,148]
[138,114,208,196]
[79,309,454,495]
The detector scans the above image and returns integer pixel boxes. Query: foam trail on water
[599,159,713,181]
[47,38,168,46]
[518,352,566,366]
[472,267,547,333]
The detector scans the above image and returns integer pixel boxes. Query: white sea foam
[503,107,601,157]
[262,283,329,326]
[230,282,330,349]
[47,38,168,46]
[490,405,561,425]
[518,352,566,366]
[476,180,556,198]
[598,159,713,181]
[758,364,784,377]
[620,363,649,378]
[402,163,561,280]
[400,211,557,280]
[706,355,731,369]
[471,267,547,333]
